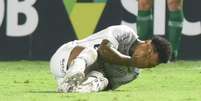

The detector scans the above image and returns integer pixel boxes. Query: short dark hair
[151,36,172,63]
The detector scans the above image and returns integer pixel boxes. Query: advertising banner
[0,0,200,60]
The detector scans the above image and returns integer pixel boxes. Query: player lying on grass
[50,25,172,93]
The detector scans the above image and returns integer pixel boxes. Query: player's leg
[167,0,183,61]
[137,0,153,40]
[49,42,76,92]
[62,47,98,90]
[66,47,98,77]
[71,71,109,93]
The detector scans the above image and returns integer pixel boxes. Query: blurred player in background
[167,0,183,61]
[50,25,171,93]
[137,0,183,60]
[137,0,153,40]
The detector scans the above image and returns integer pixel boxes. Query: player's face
[132,40,159,68]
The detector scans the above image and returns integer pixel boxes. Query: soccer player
[50,25,171,93]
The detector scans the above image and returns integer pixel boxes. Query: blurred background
[0,0,201,60]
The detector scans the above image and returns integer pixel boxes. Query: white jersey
[75,25,140,89]
[75,25,138,55]
[50,25,140,88]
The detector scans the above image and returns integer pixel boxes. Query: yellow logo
[63,0,107,39]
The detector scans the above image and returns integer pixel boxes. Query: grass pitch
[0,60,201,101]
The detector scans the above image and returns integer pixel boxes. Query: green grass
[0,61,201,101]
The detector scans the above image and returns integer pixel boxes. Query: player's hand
[98,39,113,60]
[100,39,111,47]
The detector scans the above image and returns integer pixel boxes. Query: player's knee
[77,47,98,67]
[139,0,153,11]
[167,0,182,11]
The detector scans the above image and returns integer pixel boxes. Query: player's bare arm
[98,39,133,66]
